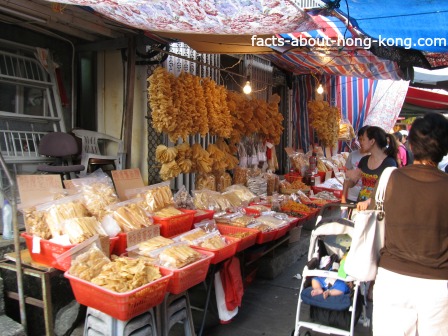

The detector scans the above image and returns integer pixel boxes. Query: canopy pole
[0,154,27,331]
[123,36,136,168]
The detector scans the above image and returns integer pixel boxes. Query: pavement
[70,227,373,336]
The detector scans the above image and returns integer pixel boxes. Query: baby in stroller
[311,277,350,299]
[310,252,352,299]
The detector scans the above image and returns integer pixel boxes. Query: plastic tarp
[267,14,403,80]
[363,79,410,132]
[44,0,318,35]
[405,87,448,110]
[328,0,448,52]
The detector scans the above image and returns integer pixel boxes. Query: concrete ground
[71,228,372,336]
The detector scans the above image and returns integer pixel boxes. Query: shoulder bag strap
[375,166,396,210]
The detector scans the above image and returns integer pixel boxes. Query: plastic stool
[158,292,195,336]
[83,307,158,336]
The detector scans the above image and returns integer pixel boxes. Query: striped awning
[265,14,403,80]
[264,49,402,80]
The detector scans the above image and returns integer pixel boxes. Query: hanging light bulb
[316,83,324,94]
[243,79,252,94]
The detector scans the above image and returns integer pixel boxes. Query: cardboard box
[16,175,64,205]
[289,226,302,244]
[111,168,145,200]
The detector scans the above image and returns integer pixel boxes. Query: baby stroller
[292,203,369,336]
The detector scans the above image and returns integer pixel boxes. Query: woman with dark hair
[345,125,398,204]
[365,113,448,335]
[393,131,407,167]
[341,125,370,203]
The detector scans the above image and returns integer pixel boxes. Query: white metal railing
[0,130,48,163]
[0,40,66,173]
[0,49,48,85]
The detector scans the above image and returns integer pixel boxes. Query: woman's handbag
[344,167,396,281]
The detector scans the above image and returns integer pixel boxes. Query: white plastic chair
[72,129,125,176]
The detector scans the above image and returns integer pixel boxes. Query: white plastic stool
[83,307,158,336]
[158,292,195,336]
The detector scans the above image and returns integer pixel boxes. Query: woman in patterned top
[345,126,398,205]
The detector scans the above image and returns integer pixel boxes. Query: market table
[0,250,74,336]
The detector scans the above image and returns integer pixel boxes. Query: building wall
[97,50,149,183]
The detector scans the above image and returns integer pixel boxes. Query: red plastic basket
[249,201,272,208]
[192,236,239,264]
[64,267,172,321]
[287,216,304,228]
[309,197,339,205]
[308,207,321,220]
[153,209,196,238]
[243,205,272,217]
[160,250,213,294]
[217,224,259,252]
[57,236,119,271]
[114,233,131,256]
[108,237,118,256]
[22,233,74,270]
[315,171,327,183]
[311,186,343,199]
[273,225,291,240]
[284,172,302,183]
[112,225,161,256]
[192,209,215,224]
[22,233,117,271]
[256,229,278,244]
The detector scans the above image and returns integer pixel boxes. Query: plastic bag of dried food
[223,184,256,203]
[173,228,207,244]
[195,173,216,191]
[214,211,243,224]
[66,237,110,281]
[192,231,227,249]
[289,151,308,176]
[296,190,312,203]
[62,216,108,244]
[263,172,279,196]
[91,256,162,293]
[229,214,257,227]
[247,222,273,232]
[153,206,183,218]
[192,189,232,212]
[107,198,153,233]
[338,119,355,141]
[237,142,248,168]
[194,219,219,233]
[255,215,289,229]
[221,190,243,207]
[100,214,122,237]
[173,185,195,209]
[19,198,55,240]
[215,172,232,192]
[125,181,174,213]
[232,167,248,186]
[36,193,89,238]
[150,242,203,269]
[71,172,119,220]
[127,236,175,257]
[246,176,267,197]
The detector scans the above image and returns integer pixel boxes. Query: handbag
[344,166,396,281]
